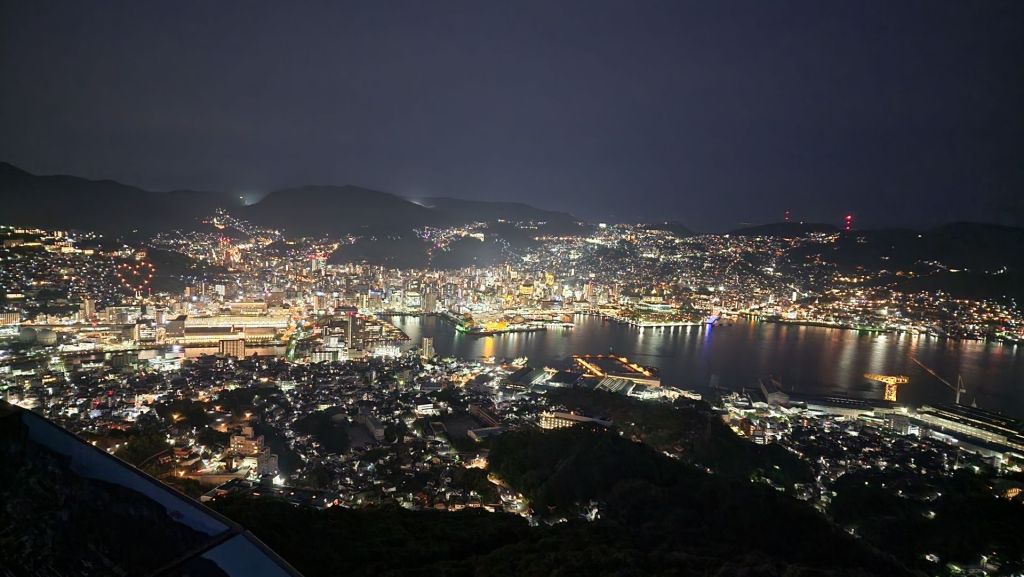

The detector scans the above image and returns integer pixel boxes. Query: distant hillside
[641,221,694,236]
[327,233,524,269]
[915,222,1024,269]
[422,197,574,224]
[729,221,838,236]
[242,189,580,237]
[779,222,1024,303]
[240,185,443,236]
[0,162,576,238]
[4,162,1018,264]
[0,162,235,234]
[792,222,1024,273]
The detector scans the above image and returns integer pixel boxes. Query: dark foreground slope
[214,424,908,577]
[488,427,905,576]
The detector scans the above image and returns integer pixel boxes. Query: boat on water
[464,326,547,337]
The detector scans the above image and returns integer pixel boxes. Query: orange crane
[864,373,909,402]
[911,357,967,405]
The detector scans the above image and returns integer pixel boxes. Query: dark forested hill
[213,425,908,577]
[208,390,908,577]
[789,222,1024,274]
[0,163,576,238]
[0,162,234,234]
[422,196,575,224]
[641,220,695,236]
[730,221,839,236]
[239,185,443,236]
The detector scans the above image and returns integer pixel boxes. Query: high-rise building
[219,338,246,359]
[230,426,263,455]
[423,291,437,313]
[79,297,95,321]
[346,314,354,349]
[421,337,434,360]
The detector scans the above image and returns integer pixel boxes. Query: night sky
[1,1,1021,231]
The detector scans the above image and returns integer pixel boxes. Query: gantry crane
[911,357,967,405]
[864,373,910,402]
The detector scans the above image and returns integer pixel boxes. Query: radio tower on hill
[844,214,853,231]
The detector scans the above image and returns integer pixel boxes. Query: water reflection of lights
[865,335,892,376]
[836,330,858,376]
[386,314,1024,415]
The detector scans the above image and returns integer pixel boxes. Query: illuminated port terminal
[572,354,661,387]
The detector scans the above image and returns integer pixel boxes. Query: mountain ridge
[0,162,234,234]
[0,162,574,236]
[421,196,574,224]
[240,184,443,235]
[2,163,1021,240]
[728,222,839,236]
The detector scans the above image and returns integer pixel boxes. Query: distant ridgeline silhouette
[3,162,1022,293]
[0,162,231,236]
[0,162,574,237]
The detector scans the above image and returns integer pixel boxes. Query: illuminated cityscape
[2,1,1023,576]
[2,207,1023,575]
